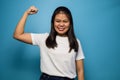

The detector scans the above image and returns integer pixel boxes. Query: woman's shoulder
[31,32,49,36]
[31,32,49,39]
[76,38,82,45]
[76,38,80,42]
[39,32,49,36]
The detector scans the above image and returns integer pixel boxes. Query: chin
[57,32,67,36]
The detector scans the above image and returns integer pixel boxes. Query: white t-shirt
[31,33,85,78]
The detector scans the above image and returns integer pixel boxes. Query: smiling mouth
[58,27,65,31]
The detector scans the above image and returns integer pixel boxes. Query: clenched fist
[26,6,38,15]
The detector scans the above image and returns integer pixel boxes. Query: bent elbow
[13,34,19,40]
[13,35,17,40]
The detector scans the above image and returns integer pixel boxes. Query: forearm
[13,12,28,38]
[77,70,84,80]
[76,60,84,80]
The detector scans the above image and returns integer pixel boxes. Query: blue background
[0,0,120,80]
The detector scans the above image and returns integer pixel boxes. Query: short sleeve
[76,39,85,60]
[31,33,49,46]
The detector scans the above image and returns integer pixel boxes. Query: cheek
[54,22,58,27]
[66,23,70,28]
[54,23,58,31]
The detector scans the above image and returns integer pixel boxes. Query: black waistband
[41,73,74,80]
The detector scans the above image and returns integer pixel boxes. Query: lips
[57,27,65,31]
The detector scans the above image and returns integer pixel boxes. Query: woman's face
[54,13,70,36]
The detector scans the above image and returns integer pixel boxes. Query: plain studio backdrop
[0,0,120,80]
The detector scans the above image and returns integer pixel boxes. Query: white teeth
[58,28,64,31]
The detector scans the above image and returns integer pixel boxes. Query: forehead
[55,13,69,20]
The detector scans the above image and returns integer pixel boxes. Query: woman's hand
[26,6,38,15]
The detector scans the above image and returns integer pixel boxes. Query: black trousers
[40,73,74,80]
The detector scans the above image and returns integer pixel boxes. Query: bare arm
[13,6,38,44]
[76,59,84,80]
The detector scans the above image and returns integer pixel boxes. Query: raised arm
[13,6,38,44]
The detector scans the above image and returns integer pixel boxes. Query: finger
[30,7,38,12]
[27,6,38,15]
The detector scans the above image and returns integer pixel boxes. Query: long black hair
[46,6,78,52]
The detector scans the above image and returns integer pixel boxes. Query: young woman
[13,6,85,80]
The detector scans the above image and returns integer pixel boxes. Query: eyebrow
[55,19,69,21]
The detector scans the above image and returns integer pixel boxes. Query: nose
[59,22,64,26]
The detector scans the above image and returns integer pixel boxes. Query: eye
[56,21,60,22]
[55,20,61,23]
[63,20,69,23]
